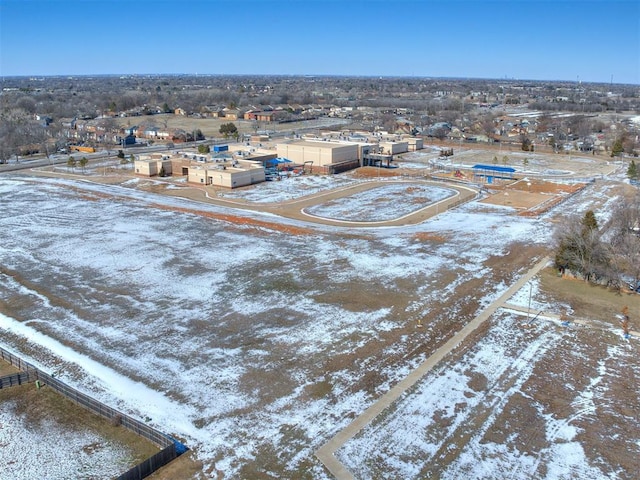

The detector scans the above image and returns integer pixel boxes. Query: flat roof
[281,140,358,149]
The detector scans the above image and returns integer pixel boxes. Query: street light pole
[527,282,533,322]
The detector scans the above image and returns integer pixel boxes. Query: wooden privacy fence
[0,345,188,480]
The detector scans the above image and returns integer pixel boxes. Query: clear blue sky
[1,0,639,84]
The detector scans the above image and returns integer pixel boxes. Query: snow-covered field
[0,399,134,480]
[0,168,637,479]
[336,311,616,479]
[304,183,455,222]
[219,174,358,203]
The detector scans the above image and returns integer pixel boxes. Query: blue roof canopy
[472,164,516,173]
[267,157,293,165]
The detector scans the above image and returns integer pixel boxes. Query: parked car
[627,280,640,293]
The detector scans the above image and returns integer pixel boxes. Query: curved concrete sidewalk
[200,179,478,228]
[502,302,640,338]
[316,256,551,479]
[18,169,479,228]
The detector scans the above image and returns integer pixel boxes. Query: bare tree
[607,192,640,288]
[554,211,609,282]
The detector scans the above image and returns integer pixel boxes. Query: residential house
[222,108,241,120]
[35,114,53,126]
[124,126,138,136]
[244,110,284,123]
[60,117,77,129]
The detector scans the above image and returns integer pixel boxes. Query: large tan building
[188,160,265,188]
[379,141,409,155]
[134,154,173,176]
[134,152,265,188]
[276,139,369,173]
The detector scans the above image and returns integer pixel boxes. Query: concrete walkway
[502,302,640,338]
[315,256,552,480]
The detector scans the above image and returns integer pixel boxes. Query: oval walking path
[198,179,478,228]
[20,167,479,228]
[315,255,552,479]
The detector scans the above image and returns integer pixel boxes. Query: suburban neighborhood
[1,72,639,479]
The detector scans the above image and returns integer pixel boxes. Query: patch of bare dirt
[0,362,19,376]
[521,328,640,478]
[481,180,588,215]
[351,166,411,178]
[411,231,449,243]
[147,202,315,236]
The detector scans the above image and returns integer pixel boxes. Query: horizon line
[2,73,637,86]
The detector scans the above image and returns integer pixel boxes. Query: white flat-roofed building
[407,137,424,151]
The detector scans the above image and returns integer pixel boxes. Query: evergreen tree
[67,155,76,171]
[627,159,638,180]
[611,137,624,157]
[581,210,599,233]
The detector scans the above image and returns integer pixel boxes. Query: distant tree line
[1,74,639,162]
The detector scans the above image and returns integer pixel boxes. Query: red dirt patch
[412,232,448,243]
[481,180,588,215]
[148,203,315,236]
[352,166,409,178]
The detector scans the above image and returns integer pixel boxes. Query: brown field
[0,362,19,376]
[540,267,640,327]
[479,178,587,214]
[116,113,346,138]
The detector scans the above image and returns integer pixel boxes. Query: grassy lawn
[0,361,19,376]
[539,267,640,327]
[115,113,331,138]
